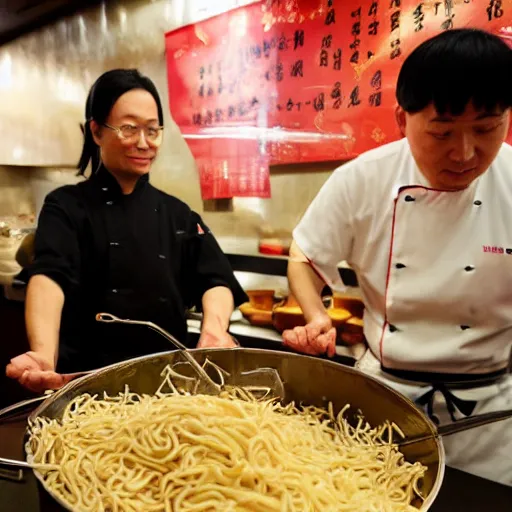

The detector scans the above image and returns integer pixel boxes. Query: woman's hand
[198,287,237,349]
[197,330,238,349]
[5,351,73,392]
[282,314,336,357]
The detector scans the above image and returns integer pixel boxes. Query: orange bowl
[331,294,365,318]
[246,289,276,311]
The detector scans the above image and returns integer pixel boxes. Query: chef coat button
[473,200,482,206]
[404,195,415,202]
[389,324,398,333]
[464,265,474,272]
[395,263,406,269]
[460,325,471,330]
[158,254,166,260]
[112,288,118,294]
[109,242,120,247]
[106,201,113,206]
[159,297,168,303]
[102,187,108,192]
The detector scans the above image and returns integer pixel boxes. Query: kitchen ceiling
[0,0,103,45]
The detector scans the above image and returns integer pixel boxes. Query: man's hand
[282,314,336,357]
[6,351,73,392]
[197,330,238,349]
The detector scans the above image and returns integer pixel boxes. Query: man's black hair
[396,28,512,115]
[77,69,164,176]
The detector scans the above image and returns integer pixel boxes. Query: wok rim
[25,348,446,511]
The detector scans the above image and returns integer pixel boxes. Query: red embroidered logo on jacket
[197,223,205,235]
[482,245,510,254]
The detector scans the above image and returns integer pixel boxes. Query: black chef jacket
[28,166,248,372]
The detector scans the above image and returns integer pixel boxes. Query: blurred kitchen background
[0,0,341,282]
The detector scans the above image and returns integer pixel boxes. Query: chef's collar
[91,164,149,197]
[412,165,481,194]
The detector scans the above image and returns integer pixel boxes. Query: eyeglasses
[103,123,164,146]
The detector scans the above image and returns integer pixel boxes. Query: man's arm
[284,241,336,356]
[288,241,328,324]
[283,165,356,357]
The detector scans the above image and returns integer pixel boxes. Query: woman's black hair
[396,28,512,116]
[77,69,164,176]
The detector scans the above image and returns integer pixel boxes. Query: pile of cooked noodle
[27,365,426,512]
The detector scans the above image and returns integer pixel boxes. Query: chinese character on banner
[165,7,272,200]
[165,0,512,199]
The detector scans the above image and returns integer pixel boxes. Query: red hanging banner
[165,5,273,200]
[165,0,511,199]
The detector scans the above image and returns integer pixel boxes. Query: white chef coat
[293,138,512,485]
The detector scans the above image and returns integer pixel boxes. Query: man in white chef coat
[284,28,512,486]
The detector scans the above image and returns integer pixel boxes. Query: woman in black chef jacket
[6,69,247,392]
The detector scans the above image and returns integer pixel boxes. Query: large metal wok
[6,348,445,511]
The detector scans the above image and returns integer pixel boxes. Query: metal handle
[97,313,187,351]
[96,313,221,392]
[0,395,49,420]
[0,455,58,479]
[0,467,24,482]
[436,408,512,437]
[400,408,512,446]
[0,397,52,481]
[0,457,35,469]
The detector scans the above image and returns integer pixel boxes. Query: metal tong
[95,312,285,398]
[96,312,222,393]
